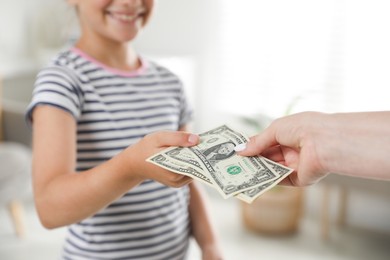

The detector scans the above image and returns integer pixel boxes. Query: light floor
[1,188,390,260]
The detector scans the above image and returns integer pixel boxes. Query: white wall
[133,0,220,131]
[0,0,75,70]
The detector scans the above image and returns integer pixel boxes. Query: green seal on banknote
[227,165,242,175]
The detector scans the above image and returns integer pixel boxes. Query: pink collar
[71,47,148,77]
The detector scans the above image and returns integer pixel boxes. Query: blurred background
[1,0,390,259]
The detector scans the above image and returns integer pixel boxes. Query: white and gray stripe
[27,49,192,259]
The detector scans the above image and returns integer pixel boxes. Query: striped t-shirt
[26,48,193,260]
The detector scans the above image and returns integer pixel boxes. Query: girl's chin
[106,22,143,41]
[114,30,140,42]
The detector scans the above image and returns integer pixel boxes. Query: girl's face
[69,0,154,44]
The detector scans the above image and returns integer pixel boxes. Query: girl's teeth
[119,14,133,21]
[110,13,137,22]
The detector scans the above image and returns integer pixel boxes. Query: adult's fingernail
[234,143,247,152]
[188,134,198,144]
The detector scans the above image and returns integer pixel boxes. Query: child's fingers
[161,171,193,187]
[151,131,199,147]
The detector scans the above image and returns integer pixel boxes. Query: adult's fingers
[235,126,278,156]
[278,173,296,186]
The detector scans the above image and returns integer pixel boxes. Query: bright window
[210,0,390,119]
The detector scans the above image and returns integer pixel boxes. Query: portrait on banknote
[203,141,236,162]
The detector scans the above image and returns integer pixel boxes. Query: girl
[26,0,222,259]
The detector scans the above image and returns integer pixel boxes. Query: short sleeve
[26,65,84,125]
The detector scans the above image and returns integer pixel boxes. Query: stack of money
[147,125,294,203]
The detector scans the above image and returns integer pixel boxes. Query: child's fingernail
[234,143,247,152]
[188,134,198,144]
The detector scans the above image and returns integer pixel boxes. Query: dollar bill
[147,153,214,187]
[148,125,279,198]
[147,125,294,202]
[235,158,294,203]
[186,125,280,198]
[153,147,214,186]
[164,147,206,173]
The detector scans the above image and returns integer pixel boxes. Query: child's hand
[125,131,199,187]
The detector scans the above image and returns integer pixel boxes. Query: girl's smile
[68,0,154,45]
[105,6,146,24]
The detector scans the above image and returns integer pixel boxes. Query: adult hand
[236,111,390,185]
[235,112,331,186]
